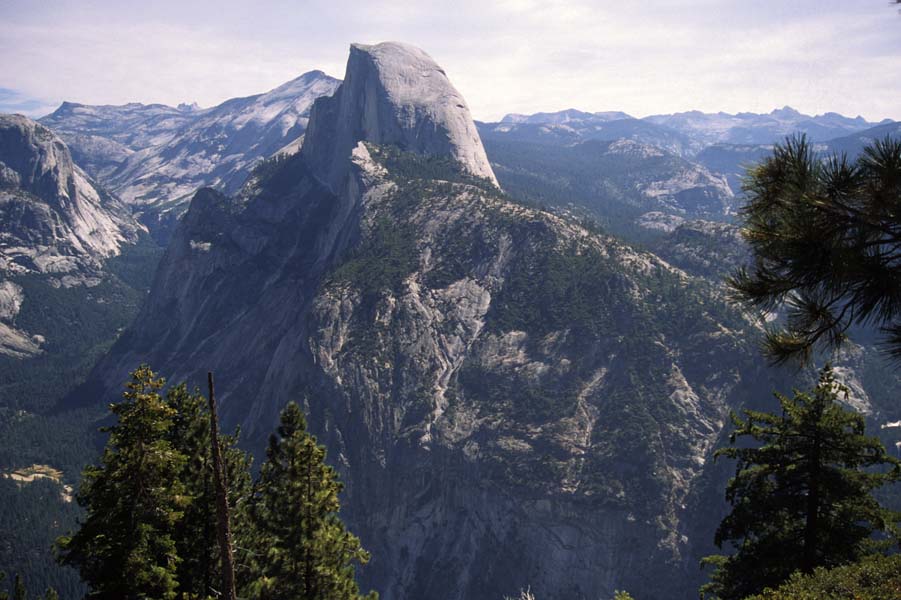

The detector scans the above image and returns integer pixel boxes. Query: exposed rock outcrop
[302,42,498,191]
[0,114,141,274]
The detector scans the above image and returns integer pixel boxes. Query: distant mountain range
[492,106,891,152]
[36,72,895,245]
[39,71,340,241]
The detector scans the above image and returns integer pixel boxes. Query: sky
[1,0,900,122]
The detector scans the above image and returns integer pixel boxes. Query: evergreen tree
[701,366,900,599]
[729,135,901,364]
[249,402,376,600]
[56,366,187,600]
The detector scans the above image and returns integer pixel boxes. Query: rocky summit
[302,42,498,191]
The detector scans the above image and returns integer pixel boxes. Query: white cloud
[0,0,899,121]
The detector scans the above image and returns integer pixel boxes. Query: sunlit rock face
[0,113,140,274]
[302,41,498,192]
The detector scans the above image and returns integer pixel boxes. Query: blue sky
[1,0,900,121]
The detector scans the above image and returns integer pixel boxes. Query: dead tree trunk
[208,372,237,600]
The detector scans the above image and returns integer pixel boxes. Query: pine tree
[701,365,901,599]
[249,402,376,600]
[729,135,901,364]
[56,366,187,600]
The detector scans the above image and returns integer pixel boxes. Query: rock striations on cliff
[0,114,144,361]
[82,42,791,600]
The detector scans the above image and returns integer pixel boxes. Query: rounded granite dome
[301,41,498,191]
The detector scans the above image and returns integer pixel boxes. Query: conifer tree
[729,135,901,364]
[56,366,187,600]
[249,402,376,600]
[701,365,901,599]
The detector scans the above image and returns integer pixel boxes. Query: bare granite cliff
[302,42,498,191]
[0,114,141,274]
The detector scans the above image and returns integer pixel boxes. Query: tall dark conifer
[701,366,900,599]
[165,383,254,599]
[56,366,186,600]
[249,402,376,600]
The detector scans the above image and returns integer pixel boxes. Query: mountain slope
[479,133,735,241]
[480,116,694,156]
[110,70,340,206]
[0,113,156,406]
[0,114,140,275]
[0,114,162,599]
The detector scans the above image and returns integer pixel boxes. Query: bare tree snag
[208,372,237,600]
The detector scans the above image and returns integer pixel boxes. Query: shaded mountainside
[70,41,817,600]
[478,132,735,242]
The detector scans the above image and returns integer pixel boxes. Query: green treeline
[51,366,375,600]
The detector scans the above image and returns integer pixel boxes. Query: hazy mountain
[820,120,901,157]
[110,71,340,205]
[645,106,891,146]
[40,101,199,151]
[479,131,735,241]
[480,116,694,156]
[501,108,633,125]
[693,143,773,193]
[40,71,340,242]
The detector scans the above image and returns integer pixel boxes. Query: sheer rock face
[83,43,784,600]
[302,42,498,192]
[0,114,141,274]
